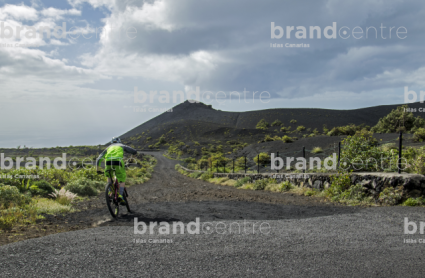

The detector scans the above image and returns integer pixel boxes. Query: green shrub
[290,119,297,124]
[304,189,318,196]
[253,179,268,190]
[183,157,196,164]
[339,184,367,202]
[325,172,351,200]
[253,152,271,165]
[65,178,103,197]
[378,187,403,206]
[0,185,31,209]
[234,177,250,188]
[311,147,323,154]
[0,206,37,230]
[413,128,425,142]
[280,126,291,132]
[282,135,293,143]
[32,180,55,197]
[256,119,269,130]
[279,181,294,191]
[340,132,383,172]
[327,124,368,136]
[403,197,425,206]
[296,125,306,132]
[200,171,214,181]
[371,105,425,133]
[189,171,203,179]
[271,120,282,126]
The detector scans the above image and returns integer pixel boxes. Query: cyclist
[96,137,137,204]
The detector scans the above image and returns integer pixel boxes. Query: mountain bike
[98,168,131,218]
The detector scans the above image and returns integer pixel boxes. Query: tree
[371,105,425,133]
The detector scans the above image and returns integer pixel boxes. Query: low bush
[32,180,55,197]
[271,120,282,126]
[0,205,37,230]
[0,185,31,209]
[35,198,74,214]
[282,135,293,143]
[221,179,237,186]
[325,172,351,201]
[403,197,425,206]
[234,177,250,188]
[253,179,269,190]
[279,181,294,191]
[296,126,306,132]
[256,119,269,130]
[413,128,425,142]
[49,188,78,206]
[253,153,271,165]
[240,183,255,190]
[304,189,318,196]
[200,171,214,181]
[311,147,323,154]
[189,171,203,179]
[378,187,403,206]
[65,178,103,197]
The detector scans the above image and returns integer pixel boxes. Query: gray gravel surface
[1,207,425,277]
[1,152,424,277]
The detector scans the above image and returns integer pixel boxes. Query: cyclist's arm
[123,145,138,155]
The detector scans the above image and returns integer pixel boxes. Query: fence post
[233,159,234,173]
[302,146,305,173]
[216,162,218,173]
[223,161,225,173]
[338,141,341,169]
[257,154,260,174]
[398,131,403,174]
[276,151,279,173]
[244,156,247,173]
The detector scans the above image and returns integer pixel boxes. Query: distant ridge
[120,101,425,146]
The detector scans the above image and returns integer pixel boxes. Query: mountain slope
[120,101,424,148]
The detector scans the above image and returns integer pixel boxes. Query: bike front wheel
[105,183,119,218]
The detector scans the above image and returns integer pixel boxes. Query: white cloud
[67,0,115,9]
[0,4,38,21]
[129,0,176,31]
[41,8,81,20]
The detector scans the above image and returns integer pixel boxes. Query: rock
[358,180,372,189]
[313,180,322,189]
[408,189,422,198]
[324,182,330,189]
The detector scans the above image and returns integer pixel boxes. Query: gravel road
[1,152,424,277]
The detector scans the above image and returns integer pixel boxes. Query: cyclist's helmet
[111,137,121,144]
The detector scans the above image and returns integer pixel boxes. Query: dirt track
[73,152,359,225]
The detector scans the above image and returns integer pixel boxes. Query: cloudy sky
[1,0,424,147]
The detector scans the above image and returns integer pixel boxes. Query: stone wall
[178,165,425,198]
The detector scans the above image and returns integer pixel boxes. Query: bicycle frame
[105,168,128,201]
[106,169,119,202]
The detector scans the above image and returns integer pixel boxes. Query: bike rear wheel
[105,183,119,218]
[123,188,131,213]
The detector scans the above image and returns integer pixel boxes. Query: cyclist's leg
[104,165,113,184]
[114,163,127,196]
